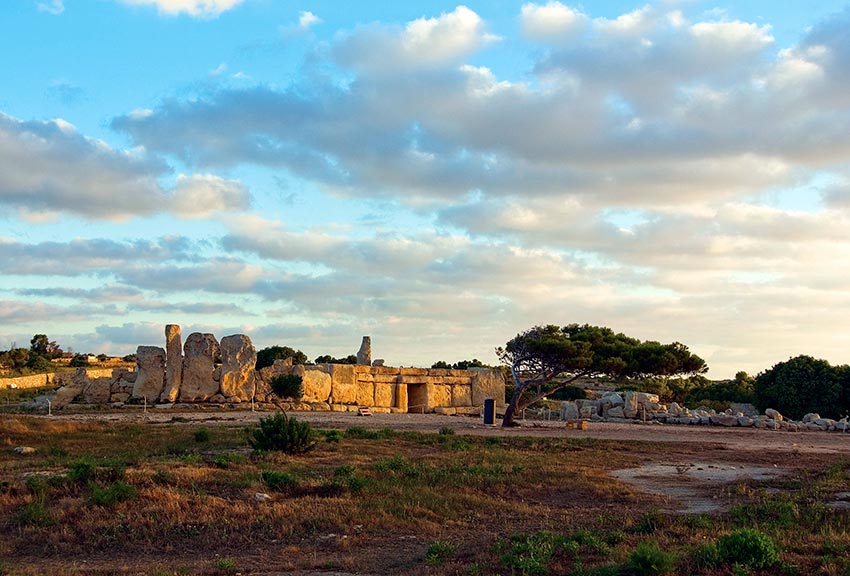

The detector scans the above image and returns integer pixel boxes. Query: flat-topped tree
[497,324,707,427]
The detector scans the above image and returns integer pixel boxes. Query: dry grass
[1,415,849,575]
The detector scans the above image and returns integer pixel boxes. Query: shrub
[261,470,300,492]
[717,529,779,568]
[193,428,211,443]
[627,540,676,576]
[426,540,456,565]
[69,354,90,367]
[248,412,316,454]
[439,426,455,436]
[15,502,53,527]
[89,481,136,506]
[269,374,304,400]
[549,386,588,401]
[501,531,567,575]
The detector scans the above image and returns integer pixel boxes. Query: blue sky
[2,0,850,377]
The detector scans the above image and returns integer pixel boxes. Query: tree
[256,346,308,370]
[430,359,488,370]
[497,324,707,427]
[0,348,30,372]
[29,334,63,359]
[314,354,357,365]
[754,356,844,420]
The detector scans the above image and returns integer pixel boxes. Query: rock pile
[560,391,850,433]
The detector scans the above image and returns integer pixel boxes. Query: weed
[426,540,456,565]
[89,481,136,506]
[193,428,211,443]
[439,426,455,436]
[716,528,779,568]
[501,531,568,575]
[14,501,53,527]
[730,498,797,529]
[627,540,676,576]
[68,458,96,485]
[269,374,303,400]
[215,558,236,573]
[322,429,343,443]
[345,426,395,440]
[248,412,316,454]
[690,542,720,568]
[633,507,664,534]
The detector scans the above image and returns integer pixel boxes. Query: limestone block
[396,382,408,411]
[219,334,258,402]
[180,333,220,402]
[579,405,596,419]
[110,392,130,403]
[371,366,400,375]
[371,407,391,414]
[710,414,739,426]
[470,368,506,407]
[623,391,639,418]
[294,366,331,403]
[442,376,473,385]
[576,399,600,416]
[435,406,457,415]
[429,384,452,408]
[357,336,371,365]
[82,377,112,404]
[311,402,331,411]
[374,382,395,408]
[327,364,357,404]
[162,324,183,403]
[802,413,820,423]
[737,416,754,427]
[607,406,625,419]
[357,380,375,406]
[399,367,428,376]
[374,374,399,384]
[451,385,471,407]
[52,368,89,408]
[765,408,784,421]
[133,346,166,403]
[560,401,579,420]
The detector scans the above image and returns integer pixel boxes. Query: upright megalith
[219,334,257,402]
[357,336,371,366]
[179,333,220,402]
[161,324,183,403]
[132,346,166,403]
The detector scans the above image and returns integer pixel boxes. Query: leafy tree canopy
[29,334,63,360]
[497,324,707,426]
[256,346,308,370]
[754,355,846,420]
[431,359,489,370]
[314,354,357,365]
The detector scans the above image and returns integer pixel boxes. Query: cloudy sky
[2,0,850,377]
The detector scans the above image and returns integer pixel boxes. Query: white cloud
[521,2,588,42]
[37,0,64,15]
[299,11,321,30]
[118,0,244,18]
[170,173,251,218]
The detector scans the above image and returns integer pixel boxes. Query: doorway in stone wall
[407,384,427,413]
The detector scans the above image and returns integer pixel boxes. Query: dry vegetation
[1,415,850,575]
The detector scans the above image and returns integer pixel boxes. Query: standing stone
[161,324,183,403]
[623,391,639,418]
[357,336,371,366]
[179,333,220,402]
[219,334,257,402]
[132,346,166,403]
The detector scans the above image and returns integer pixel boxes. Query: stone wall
[255,363,506,414]
[0,368,115,391]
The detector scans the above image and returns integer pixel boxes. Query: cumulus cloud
[36,0,64,15]
[0,113,251,220]
[521,2,588,43]
[299,11,320,30]
[117,0,244,18]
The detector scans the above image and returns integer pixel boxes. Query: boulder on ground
[132,346,167,403]
[219,334,257,402]
[180,333,220,402]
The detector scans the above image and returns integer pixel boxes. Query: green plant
[193,428,211,443]
[14,501,53,527]
[627,540,676,576]
[717,529,779,568]
[345,426,394,440]
[323,429,343,443]
[248,412,316,454]
[426,540,456,565]
[269,374,304,400]
[89,481,136,506]
[215,558,236,573]
[68,458,96,485]
[690,542,720,568]
[439,426,455,435]
[501,531,567,575]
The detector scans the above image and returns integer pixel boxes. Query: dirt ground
[53,406,850,455]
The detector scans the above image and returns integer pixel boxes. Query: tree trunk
[501,364,525,427]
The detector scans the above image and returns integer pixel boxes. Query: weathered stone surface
[82,377,112,404]
[435,406,457,415]
[579,405,597,419]
[110,392,130,403]
[356,380,375,406]
[179,333,220,402]
[396,382,408,412]
[624,391,639,418]
[711,414,739,427]
[470,368,506,407]
[372,359,385,367]
[327,364,357,404]
[607,406,626,419]
[576,399,600,417]
[452,385,472,407]
[737,416,754,427]
[132,346,166,403]
[428,383,452,408]
[667,402,683,417]
[161,324,183,403]
[296,366,331,403]
[560,401,580,420]
[802,413,821,423]
[765,408,784,421]
[14,446,37,455]
[374,382,395,407]
[219,334,257,401]
[601,392,625,408]
[357,336,371,365]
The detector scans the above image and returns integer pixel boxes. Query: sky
[2,0,850,377]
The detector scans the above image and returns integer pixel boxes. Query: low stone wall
[259,363,505,414]
[0,368,116,391]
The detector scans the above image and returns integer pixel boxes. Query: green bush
[193,428,211,443]
[261,470,300,492]
[501,531,567,575]
[426,540,456,565]
[89,481,136,506]
[548,386,588,401]
[248,412,316,454]
[717,529,779,568]
[627,540,676,576]
[269,374,304,400]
